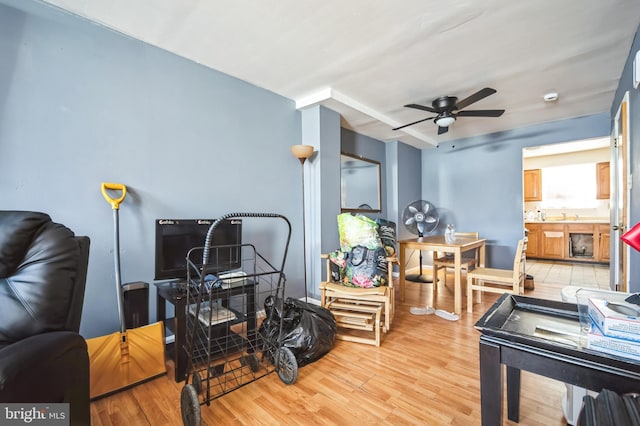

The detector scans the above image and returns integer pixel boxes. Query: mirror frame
[340,152,382,213]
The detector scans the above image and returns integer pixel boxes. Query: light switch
[635,50,640,89]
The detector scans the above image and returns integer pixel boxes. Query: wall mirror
[340,153,381,213]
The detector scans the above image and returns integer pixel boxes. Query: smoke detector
[543,92,559,102]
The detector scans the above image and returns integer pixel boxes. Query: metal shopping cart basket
[180,213,298,426]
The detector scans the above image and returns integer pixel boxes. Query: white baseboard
[299,296,321,305]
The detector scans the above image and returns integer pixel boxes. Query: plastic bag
[258,296,336,367]
[328,250,348,283]
[337,213,382,251]
[345,245,388,288]
[328,246,388,288]
[375,218,397,257]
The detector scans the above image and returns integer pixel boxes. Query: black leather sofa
[0,211,90,425]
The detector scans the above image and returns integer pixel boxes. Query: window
[540,163,597,208]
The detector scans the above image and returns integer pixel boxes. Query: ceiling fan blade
[404,103,438,113]
[454,87,497,110]
[438,126,449,135]
[457,109,505,117]
[392,116,435,131]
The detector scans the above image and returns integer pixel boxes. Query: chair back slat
[512,238,528,281]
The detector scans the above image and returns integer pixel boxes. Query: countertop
[525,218,609,224]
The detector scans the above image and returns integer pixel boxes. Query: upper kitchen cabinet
[596,161,610,200]
[523,138,610,210]
[524,169,542,201]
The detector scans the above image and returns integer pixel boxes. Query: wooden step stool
[319,281,389,347]
[326,298,384,346]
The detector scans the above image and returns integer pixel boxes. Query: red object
[621,222,640,252]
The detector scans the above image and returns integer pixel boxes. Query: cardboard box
[588,297,640,342]
[587,324,640,361]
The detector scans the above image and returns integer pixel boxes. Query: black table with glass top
[475,294,640,425]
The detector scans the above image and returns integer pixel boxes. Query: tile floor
[526,259,610,290]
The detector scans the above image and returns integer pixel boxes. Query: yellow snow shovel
[87,182,166,399]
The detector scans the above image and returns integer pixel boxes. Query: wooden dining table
[399,235,487,315]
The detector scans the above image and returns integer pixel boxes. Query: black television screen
[154,218,242,281]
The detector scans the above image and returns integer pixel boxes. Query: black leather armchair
[0,211,90,426]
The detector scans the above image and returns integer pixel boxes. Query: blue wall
[612,24,640,292]
[0,1,305,337]
[423,114,611,269]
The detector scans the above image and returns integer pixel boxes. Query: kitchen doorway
[522,137,612,288]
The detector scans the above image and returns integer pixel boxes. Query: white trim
[295,88,438,147]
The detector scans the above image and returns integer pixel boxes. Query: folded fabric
[410,306,435,315]
[435,309,460,321]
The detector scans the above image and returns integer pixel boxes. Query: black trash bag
[258,296,337,367]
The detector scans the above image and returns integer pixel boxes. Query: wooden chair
[319,254,396,347]
[466,238,528,313]
[433,232,480,287]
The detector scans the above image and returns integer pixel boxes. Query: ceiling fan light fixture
[395,88,503,133]
[435,114,455,127]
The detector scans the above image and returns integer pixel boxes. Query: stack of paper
[587,297,640,361]
[188,303,237,327]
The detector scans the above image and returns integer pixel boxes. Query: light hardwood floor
[90,265,604,425]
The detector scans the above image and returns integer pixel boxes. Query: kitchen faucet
[562,212,567,220]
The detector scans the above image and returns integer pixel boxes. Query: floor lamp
[291,144,314,302]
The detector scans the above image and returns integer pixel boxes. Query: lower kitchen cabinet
[525,223,540,257]
[525,222,609,264]
[540,224,565,259]
[597,224,610,262]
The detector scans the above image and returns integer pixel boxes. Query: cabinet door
[525,224,540,257]
[596,162,610,200]
[598,224,610,262]
[524,169,542,201]
[541,225,565,259]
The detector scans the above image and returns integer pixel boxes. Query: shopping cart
[180,213,298,426]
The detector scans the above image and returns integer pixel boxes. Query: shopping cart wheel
[276,347,298,385]
[181,384,201,426]
[191,372,202,394]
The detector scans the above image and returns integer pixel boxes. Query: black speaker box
[122,281,149,329]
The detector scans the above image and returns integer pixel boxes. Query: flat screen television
[154,218,242,281]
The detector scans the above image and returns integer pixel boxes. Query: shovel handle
[101,182,127,210]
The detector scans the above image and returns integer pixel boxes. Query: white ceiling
[42,0,640,149]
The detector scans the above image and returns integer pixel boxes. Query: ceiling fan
[393,87,505,135]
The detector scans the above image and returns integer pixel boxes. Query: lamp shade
[435,114,455,127]
[622,222,640,252]
[291,145,314,160]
